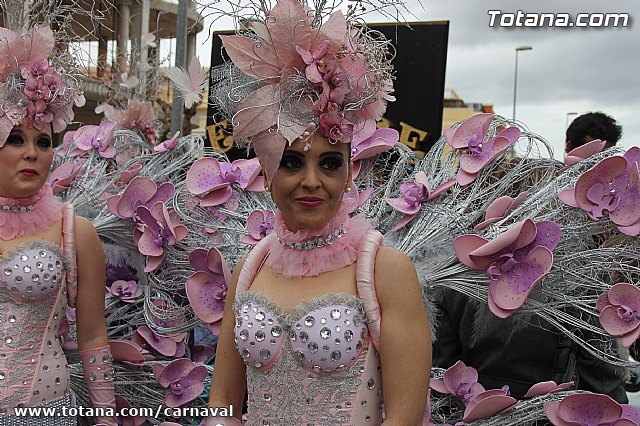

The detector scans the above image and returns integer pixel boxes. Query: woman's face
[270,132,351,232]
[0,122,54,198]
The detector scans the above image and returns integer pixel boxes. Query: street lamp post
[513,46,532,122]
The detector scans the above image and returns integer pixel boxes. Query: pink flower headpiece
[215,0,397,179]
[0,24,85,147]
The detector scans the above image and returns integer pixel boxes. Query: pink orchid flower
[116,164,143,187]
[132,326,186,358]
[386,172,456,231]
[296,40,331,84]
[597,283,640,347]
[109,339,146,366]
[319,102,353,143]
[454,219,561,318]
[107,280,143,303]
[523,380,574,398]
[133,201,188,272]
[544,393,640,426]
[444,114,521,186]
[67,120,117,158]
[115,395,146,426]
[241,210,275,245]
[463,386,517,423]
[350,124,399,179]
[154,131,180,153]
[474,192,528,231]
[559,147,640,236]
[430,361,485,404]
[186,157,264,207]
[185,247,231,335]
[563,139,606,168]
[153,358,208,408]
[107,176,175,219]
[48,160,85,194]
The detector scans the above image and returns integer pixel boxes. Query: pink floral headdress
[212,0,397,179]
[0,24,85,147]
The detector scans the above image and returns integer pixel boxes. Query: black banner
[206,22,449,159]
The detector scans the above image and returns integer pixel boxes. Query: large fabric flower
[107,176,175,220]
[48,160,85,194]
[563,139,606,168]
[386,172,456,230]
[241,210,275,245]
[463,387,517,423]
[132,326,186,358]
[474,192,528,231]
[350,124,399,179]
[444,113,521,186]
[544,393,639,426]
[559,147,640,236]
[430,360,484,404]
[66,120,117,158]
[454,219,561,318]
[153,358,208,408]
[597,283,640,347]
[107,280,143,303]
[133,201,188,272]
[185,247,231,335]
[186,158,264,207]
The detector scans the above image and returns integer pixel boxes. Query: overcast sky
[195,0,638,160]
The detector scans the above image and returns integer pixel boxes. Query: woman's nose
[301,166,321,189]
[23,142,38,160]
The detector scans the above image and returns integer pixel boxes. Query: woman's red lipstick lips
[296,197,324,207]
[20,169,38,176]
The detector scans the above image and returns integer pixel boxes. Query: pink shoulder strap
[235,233,276,298]
[356,229,384,351]
[62,203,78,308]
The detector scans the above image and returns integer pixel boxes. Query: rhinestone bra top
[235,292,368,372]
[0,241,65,302]
[0,240,71,412]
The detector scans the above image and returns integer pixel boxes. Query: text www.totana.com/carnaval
[488,11,630,28]
[12,404,234,418]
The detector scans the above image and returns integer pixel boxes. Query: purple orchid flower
[296,40,331,84]
[241,210,275,245]
[444,113,521,186]
[107,176,175,219]
[563,139,606,169]
[67,120,117,158]
[523,380,574,398]
[115,395,146,426]
[559,147,640,236]
[185,247,231,335]
[154,358,208,408]
[596,283,640,347]
[319,102,353,143]
[132,326,186,358]
[463,387,517,423]
[430,360,485,404]
[386,171,456,231]
[454,219,561,318]
[154,131,180,153]
[186,157,264,207]
[544,393,640,426]
[107,280,143,303]
[474,192,528,231]
[48,160,85,194]
[133,201,188,272]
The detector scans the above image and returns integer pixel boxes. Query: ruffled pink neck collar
[0,183,64,240]
[266,202,371,278]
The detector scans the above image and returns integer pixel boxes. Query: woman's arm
[74,216,109,349]
[375,247,431,426]
[207,256,248,420]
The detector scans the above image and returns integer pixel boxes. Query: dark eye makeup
[4,131,52,148]
[279,151,345,172]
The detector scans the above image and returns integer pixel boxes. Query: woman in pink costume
[203,0,431,424]
[0,24,116,425]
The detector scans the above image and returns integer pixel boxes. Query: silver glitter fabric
[0,392,76,426]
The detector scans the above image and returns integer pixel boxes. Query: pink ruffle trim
[0,182,64,240]
[266,202,372,278]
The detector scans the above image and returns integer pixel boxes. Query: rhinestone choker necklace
[277,225,347,251]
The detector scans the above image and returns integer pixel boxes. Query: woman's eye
[6,133,23,145]
[37,137,52,148]
[280,155,302,170]
[320,157,343,171]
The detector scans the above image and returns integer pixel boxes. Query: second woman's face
[0,122,54,199]
[270,133,350,232]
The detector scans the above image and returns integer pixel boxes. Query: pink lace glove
[80,345,117,426]
[201,415,242,425]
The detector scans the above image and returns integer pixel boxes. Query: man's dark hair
[565,112,622,151]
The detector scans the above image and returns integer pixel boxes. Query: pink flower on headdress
[154,358,208,408]
[108,280,143,303]
[453,219,561,318]
[563,139,606,169]
[296,40,331,84]
[107,176,175,219]
[544,393,640,426]
[26,100,53,130]
[319,103,353,143]
[559,147,640,236]
[185,247,231,335]
[241,210,275,245]
[474,192,528,231]
[186,157,264,207]
[596,283,640,347]
[386,172,456,231]
[445,114,521,186]
[67,120,117,158]
[133,201,188,272]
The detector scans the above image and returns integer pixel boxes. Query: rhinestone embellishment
[278,225,347,250]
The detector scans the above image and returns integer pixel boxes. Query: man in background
[565,111,623,152]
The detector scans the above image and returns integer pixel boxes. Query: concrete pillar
[117,0,131,57]
[140,0,151,65]
[186,33,197,60]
